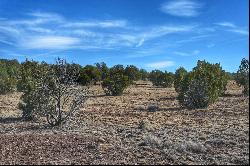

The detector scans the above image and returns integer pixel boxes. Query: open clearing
[0,81,249,165]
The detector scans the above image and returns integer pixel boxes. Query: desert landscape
[0,80,249,165]
[0,1,249,165]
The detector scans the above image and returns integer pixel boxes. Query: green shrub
[174,67,188,93]
[149,70,162,86]
[0,59,20,94]
[36,58,88,126]
[178,60,228,109]
[125,65,141,81]
[102,65,130,96]
[139,69,148,81]
[162,71,174,88]
[95,62,109,80]
[79,65,101,86]
[235,58,249,95]
[182,79,210,109]
[19,58,88,126]
[18,60,49,120]
[149,70,174,87]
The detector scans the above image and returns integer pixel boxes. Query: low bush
[79,65,101,86]
[182,79,210,109]
[125,65,141,81]
[102,65,131,96]
[18,58,88,125]
[174,67,188,93]
[149,70,174,87]
[0,59,20,94]
[177,60,228,109]
[139,69,148,81]
[95,62,109,80]
[18,60,50,120]
[235,58,249,95]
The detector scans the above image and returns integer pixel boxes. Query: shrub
[177,60,228,109]
[149,70,163,86]
[102,65,130,96]
[149,70,174,87]
[139,69,148,81]
[0,59,20,94]
[174,67,188,93]
[162,71,174,88]
[19,58,89,126]
[182,79,210,109]
[95,62,109,80]
[79,65,101,85]
[18,60,49,120]
[37,59,88,126]
[125,65,141,81]
[225,72,236,80]
[235,58,249,95]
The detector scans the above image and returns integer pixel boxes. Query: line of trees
[0,57,248,126]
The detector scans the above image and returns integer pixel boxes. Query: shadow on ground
[0,117,23,124]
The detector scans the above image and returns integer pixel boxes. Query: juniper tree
[177,60,228,109]
[102,65,130,96]
[19,58,89,126]
[235,58,249,95]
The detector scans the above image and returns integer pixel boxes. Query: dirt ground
[0,80,249,165]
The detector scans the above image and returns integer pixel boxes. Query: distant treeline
[0,58,238,94]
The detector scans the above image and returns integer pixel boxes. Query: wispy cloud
[144,25,195,38]
[135,38,145,47]
[27,27,53,33]
[228,29,249,36]
[62,20,127,28]
[215,22,236,28]
[176,34,212,44]
[136,25,196,47]
[8,12,63,26]
[174,50,200,56]
[0,38,15,46]
[20,36,81,49]
[160,0,203,17]
[215,21,249,36]
[145,60,175,69]
[0,11,199,50]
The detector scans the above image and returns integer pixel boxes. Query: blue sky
[0,0,249,72]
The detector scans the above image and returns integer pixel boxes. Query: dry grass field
[0,80,249,165]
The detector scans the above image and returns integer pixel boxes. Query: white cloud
[135,38,145,47]
[174,50,200,56]
[62,20,127,28]
[215,21,249,36]
[135,25,196,47]
[27,27,53,33]
[28,11,63,19]
[0,25,20,35]
[228,29,249,36]
[176,34,211,44]
[8,12,63,26]
[20,36,81,49]
[145,61,175,69]
[215,22,236,28]
[0,11,199,50]
[0,38,15,46]
[160,0,202,17]
[145,25,195,38]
